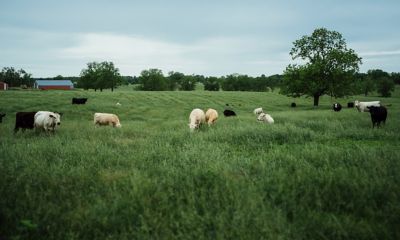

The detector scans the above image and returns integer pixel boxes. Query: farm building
[34,80,74,90]
[0,81,8,90]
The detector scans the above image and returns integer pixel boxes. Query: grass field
[0,88,399,239]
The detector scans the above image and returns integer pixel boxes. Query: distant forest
[1,66,399,96]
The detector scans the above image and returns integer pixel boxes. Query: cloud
[59,32,288,76]
[360,50,400,57]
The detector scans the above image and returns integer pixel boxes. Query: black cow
[333,103,342,112]
[0,113,5,123]
[291,102,296,107]
[367,106,387,128]
[14,112,37,133]
[223,109,236,117]
[72,97,88,104]
[347,102,354,108]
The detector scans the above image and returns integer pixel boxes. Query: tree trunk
[313,94,320,106]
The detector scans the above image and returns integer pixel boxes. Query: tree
[355,73,375,96]
[391,72,400,85]
[204,77,220,91]
[365,69,395,97]
[0,67,33,87]
[179,75,197,91]
[138,69,166,90]
[377,77,395,97]
[281,28,362,106]
[167,71,184,90]
[79,62,121,91]
[367,69,389,80]
[266,74,283,91]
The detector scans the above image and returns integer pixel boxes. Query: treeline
[135,69,283,91]
[355,69,399,97]
[1,65,399,96]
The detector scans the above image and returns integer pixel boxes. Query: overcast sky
[1,0,399,77]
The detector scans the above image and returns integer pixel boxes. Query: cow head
[50,112,62,126]
[189,122,199,131]
[257,113,266,121]
[366,106,378,113]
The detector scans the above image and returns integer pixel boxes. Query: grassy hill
[0,88,399,239]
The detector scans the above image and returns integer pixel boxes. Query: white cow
[205,108,218,126]
[34,111,62,132]
[189,108,205,131]
[94,113,121,127]
[354,100,380,112]
[257,112,274,124]
[253,107,263,115]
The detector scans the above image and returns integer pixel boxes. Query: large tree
[79,61,121,91]
[281,28,362,106]
[138,69,166,91]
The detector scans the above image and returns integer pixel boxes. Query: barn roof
[35,80,73,86]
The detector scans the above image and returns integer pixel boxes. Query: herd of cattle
[330,100,387,128]
[0,98,389,133]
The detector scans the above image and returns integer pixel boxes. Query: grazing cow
[223,109,236,117]
[94,113,121,128]
[291,102,296,107]
[257,113,274,124]
[347,102,354,108]
[189,108,205,131]
[367,106,387,128]
[333,103,342,112]
[354,100,380,112]
[253,107,263,115]
[14,112,37,132]
[72,97,88,104]
[34,111,62,132]
[205,108,218,126]
[0,113,5,123]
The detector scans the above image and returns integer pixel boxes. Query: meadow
[0,87,399,239]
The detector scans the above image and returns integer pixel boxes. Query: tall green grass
[0,88,399,239]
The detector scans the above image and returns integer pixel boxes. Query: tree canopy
[281,28,362,106]
[138,69,200,91]
[78,61,121,91]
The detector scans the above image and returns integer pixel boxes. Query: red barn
[34,80,74,90]
[0,81,8,90]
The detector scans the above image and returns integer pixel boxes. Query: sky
[0,0,399,77]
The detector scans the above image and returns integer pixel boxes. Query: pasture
[0,88,399,239]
